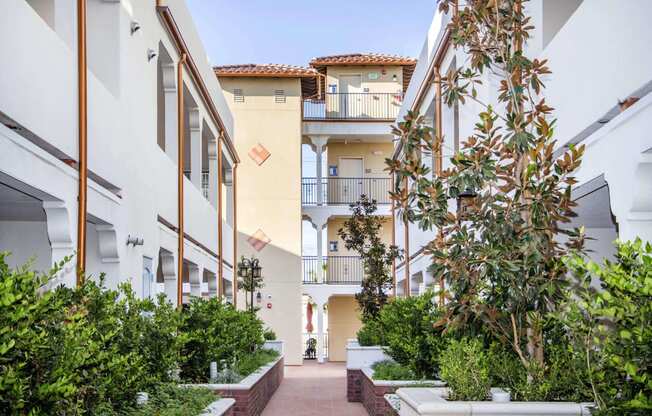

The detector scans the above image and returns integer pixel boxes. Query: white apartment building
[0,0,239,305]
[394,0,652,293]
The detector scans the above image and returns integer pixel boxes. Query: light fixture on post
[456,188,478,221]
[236,256,264,314]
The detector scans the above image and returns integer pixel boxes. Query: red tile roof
[214,64,318,78]
[309,53,416,67]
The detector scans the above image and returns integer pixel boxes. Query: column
[207,271,218,298]
[160,251,177,304]
[207,138,218,209]
[189,109,202,190]
[310,212,329,283]
[162,63,178,161]
[188,264,202,298]
[310,136,329,205]
[316,224,324,283]
[42,201,75,287]
[316,302,325,364]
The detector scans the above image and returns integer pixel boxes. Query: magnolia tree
[338,195,402,321]
[386,0,585,377]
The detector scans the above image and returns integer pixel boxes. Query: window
[234,88,244,103]
[274,89,286,103]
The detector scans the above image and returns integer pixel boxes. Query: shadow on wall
[234,230,303,365]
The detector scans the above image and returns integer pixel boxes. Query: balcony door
[337,157,363,204]
[339,75,362,118]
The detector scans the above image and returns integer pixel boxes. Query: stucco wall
[326,142,393,179]
[326,216,393,257]
[328,296,362,362]
[326,66,403,94]
[219,77,303,365]
[0,0,235,295]
[0,221,51,272]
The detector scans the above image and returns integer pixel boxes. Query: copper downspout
[403,177,410,296]
[232,163,238,307]
[391,172,397,297]
[217,133,224,299]
[434,66,445,306]
[177,53,187,308]
[76,0,88,284]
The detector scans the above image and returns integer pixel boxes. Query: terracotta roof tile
[309,53,416,67]
[214,64,318,78]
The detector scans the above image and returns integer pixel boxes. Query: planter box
[360,368,445,416]
[263,340,284,356]
[393,387,594,416]
[201,398,236,415]
[346,340,391,402]
[185,356,284,416]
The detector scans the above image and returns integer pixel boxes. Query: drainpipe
[76,0,88,284]
[232,163,238,307]
[391,173,396,297]
[434,66,444,306]
[217,133,223,299]
[403,177,410,296]
[177,53,187,308]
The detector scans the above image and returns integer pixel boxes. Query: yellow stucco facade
[219,77,303,365]
[327,295,363,362]
[326,216,393,257]
[325,65,404,95]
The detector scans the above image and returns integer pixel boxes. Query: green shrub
[180,297,265,382]
[559,239,652,414]
[0,253,184,415]
[123,384,216,416]
[212,349,280,384]
[376,291,449,378]
[371,360,416,381]
[439,338,490,401]
[486,322,594,403]
[356,318,385,346]
[235,349,279,377]
[263,328,277,341]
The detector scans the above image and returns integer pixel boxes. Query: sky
[186,0,437,67]
[186,0,436,255]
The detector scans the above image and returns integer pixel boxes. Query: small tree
[338,195,402,321]
[387,0,585,378]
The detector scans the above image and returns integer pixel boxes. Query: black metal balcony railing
[303,92,403,120]
[302,256,364,284]
[301,177,390,205]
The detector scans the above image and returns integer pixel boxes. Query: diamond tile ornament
[248,143,271,166]
[247,229,271,252]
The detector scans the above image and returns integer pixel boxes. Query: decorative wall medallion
[247,229,271,252]
[248,143,271,166]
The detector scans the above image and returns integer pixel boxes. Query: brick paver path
[262,361,367,416]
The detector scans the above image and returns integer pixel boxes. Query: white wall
[0,0,236,298]
[0,221,51,272]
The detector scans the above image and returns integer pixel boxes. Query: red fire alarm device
[266,303,272,309]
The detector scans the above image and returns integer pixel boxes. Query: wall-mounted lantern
[456,189,478,220]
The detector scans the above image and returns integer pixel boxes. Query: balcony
[302,256,364,284]
[303,92,403,120]
[301,177,390,206]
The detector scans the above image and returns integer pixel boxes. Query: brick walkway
[261,361,367,416]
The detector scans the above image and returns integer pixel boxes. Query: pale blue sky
[186,1,436,254]
[187,0,437,67]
